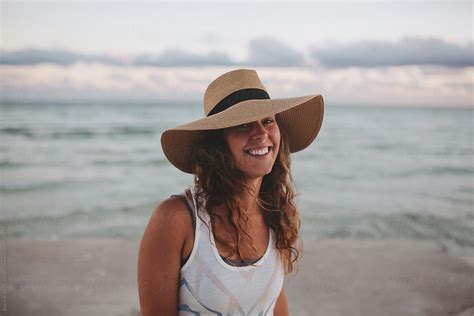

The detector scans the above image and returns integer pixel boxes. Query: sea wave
[1,126,159,139]
[302,211,474,249]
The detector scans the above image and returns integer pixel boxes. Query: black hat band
[208,88,270,116]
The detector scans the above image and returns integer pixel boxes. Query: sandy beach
[3,238,474,316]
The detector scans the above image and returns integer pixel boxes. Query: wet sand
[3,238,474,316]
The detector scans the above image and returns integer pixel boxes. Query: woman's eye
[263,118,274,125]
[236,123,249,129]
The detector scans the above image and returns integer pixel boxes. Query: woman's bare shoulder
[138,196,192,268]
[138,196,191,315]
[148,196,192,236]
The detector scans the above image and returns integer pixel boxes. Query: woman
[138,69,324,315]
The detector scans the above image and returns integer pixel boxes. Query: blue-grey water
[1,101,473,257]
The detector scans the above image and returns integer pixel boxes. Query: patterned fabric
[178,187,285,315]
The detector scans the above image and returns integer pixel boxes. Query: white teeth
[247,147,269,156]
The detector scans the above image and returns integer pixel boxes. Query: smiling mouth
[245,146,273,156]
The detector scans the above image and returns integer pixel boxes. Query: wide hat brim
[161,94,324,174]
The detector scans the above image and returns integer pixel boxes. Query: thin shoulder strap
[170,189,196,231]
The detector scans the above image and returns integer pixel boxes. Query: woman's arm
[137,198,191,316]
[274,287,289,316]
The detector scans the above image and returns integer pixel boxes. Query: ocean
[1,101,473,257]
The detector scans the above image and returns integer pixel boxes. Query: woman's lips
[245,146,273,159]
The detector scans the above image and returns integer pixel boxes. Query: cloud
[311,37,474,68]
[1,37,473,70]
[1,64,472,106]
[245,36,305,67]
[137,37,306,67]
[0,48,124,66]
[0,36,305,67]
[134,49,232,67]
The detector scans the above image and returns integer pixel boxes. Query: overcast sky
[1,1,473,106]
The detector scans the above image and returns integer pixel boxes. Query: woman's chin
[242,167,274,180]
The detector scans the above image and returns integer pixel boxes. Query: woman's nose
[251,122,267,139]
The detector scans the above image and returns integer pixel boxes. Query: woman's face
[223,115,281,180]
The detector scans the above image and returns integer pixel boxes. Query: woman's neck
[239,177,263,217]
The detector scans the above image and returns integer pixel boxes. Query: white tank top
[178,187,285,315]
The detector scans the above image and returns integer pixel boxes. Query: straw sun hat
[161,69,324,174]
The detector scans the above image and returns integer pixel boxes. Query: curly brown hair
[190,116,302,275]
